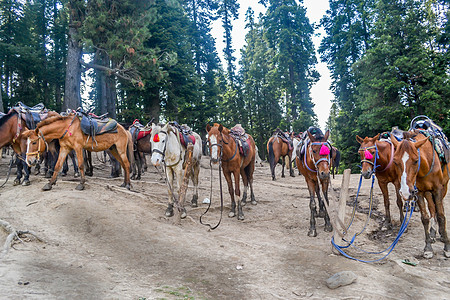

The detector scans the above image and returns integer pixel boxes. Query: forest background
[1,0,449,171]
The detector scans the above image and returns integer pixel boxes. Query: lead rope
[0,153,16,188]
[199,159,224,230]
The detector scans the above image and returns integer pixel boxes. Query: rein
[199,159,224,230]
[0,153,15,188]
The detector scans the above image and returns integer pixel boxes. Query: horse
[129,130,151,180]
[330,146,341,179]
[267,130,295,180]
[391,132,450,258]
[36,139,80,178]
[254,145,264,167]
[22,113,134,191]
[295,128,333,237]
[150,123,202,218]
[206,123,256,220]
[356,134,403,230]
[0,109,59,186]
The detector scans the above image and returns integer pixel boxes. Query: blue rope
[331,201,415,263]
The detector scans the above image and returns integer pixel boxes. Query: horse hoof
[61,172,67,177]
[34,170,40,176]
[324,224,333,232]
[281,174,285,178]
[180,210,187,219]
[136,176,141,180]
[290,174,295,177]
[381,222,392,231]
[165,210,174,217]
[444,250,450,258]
[22,179,31,186]
[307,229,317,237]
[238,214,245,221]
[120,183,126,187]
[241,200,247,207]
[42,183,52,191]
[13,179,20,186]
[191,200,198,208]
[318,210,326,218]
[75,184,85,191]
[228,211,236,218]
[423,251,433,259]
[74,172,80,178]
[251,200,257,205]
[272,177,276,181]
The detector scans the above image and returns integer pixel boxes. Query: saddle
[12,102,48,129]
[299,127,325,159]
[274,128,293,151]
[129,119,152,142]
[169,121,196,147]
[77,109,118,136]
[230,124,250,157]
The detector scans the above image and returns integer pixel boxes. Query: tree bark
[0,76,4,112]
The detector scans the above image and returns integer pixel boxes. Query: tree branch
[79,59,143,84]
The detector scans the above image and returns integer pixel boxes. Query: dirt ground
[0,153,450,300]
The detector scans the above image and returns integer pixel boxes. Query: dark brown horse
[129,131,151,180]
[267,131,294,180]
[0,110,59,185]
[22,114,134,191]
[206,123,256,220]
[391,132,450,258]
[295,128,333,237]
[356,134,403,230]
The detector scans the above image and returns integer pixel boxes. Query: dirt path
[0,156,449,299]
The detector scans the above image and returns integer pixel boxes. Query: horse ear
[324,130,330,141]
[374,133,380,141]
[307,130,314,141]
[206,124,211,132]
[391,136,399,148]
[414,137,428,149]
[218,124,223,132]
[356,135,364,144]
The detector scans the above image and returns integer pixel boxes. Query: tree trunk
[63,24,82,110]
[0,76,3,112]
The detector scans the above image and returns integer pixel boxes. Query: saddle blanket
[80,115,118,136]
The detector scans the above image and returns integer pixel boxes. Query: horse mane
[36,115,69,128]
[399,138,416,153]
[0,110,17,128]
[402,131,417,139]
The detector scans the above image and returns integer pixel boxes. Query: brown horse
[267,131,294,180]
[391,132,450,258]
[0,109,59,185]
[295,128,333,236]
[22,114,133,191]
[129,131,151,180]
[356,134,403,230]
[206,123,256,220]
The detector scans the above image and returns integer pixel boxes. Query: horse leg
[21,153,31,186]
[423,192,437,242]
[307,180,317,237]
[320,179,333,232]
[224,171,236,218]
[84,150,93,176]
[434,190,450,257]
[109,147,131,189]
[378,182,392,231]
[43,148,70,191]
[233,170,245,220]
[73,148,86,190]
[142,153,148,172]
[190,161,200,207]
[289,155,295,177]
[240,167,249,207]
[394,181,404,225]
[247,163,257,205]
[62,156,69,176]
[417,194,434,258]
[136,151,143,180]
[165,168,175,217]
[70,151,80,177]
[281,155,285,178]
[14,155,23,186]
[175,166,187,219]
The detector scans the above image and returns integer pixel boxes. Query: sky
[211,0,333,130]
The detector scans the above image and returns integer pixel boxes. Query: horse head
[206,123,228,164]
[22,128,46,167]
[391,136,428,201]
[356,133,380,179]
[307,129,331,180]
[150,123,171,167]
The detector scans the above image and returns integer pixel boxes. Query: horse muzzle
[318,170,330,180]
[361,169,373,179]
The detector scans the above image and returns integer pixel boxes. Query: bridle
[358,141,394,174]
[304,140,331,173]
[26,132,48,166]
[209,132,237,163]
[151,129,182,168]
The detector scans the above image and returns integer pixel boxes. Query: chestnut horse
[267,132,294,180]
[22,114,133,191]
[391,132,450,258]
[206,123,256,220]
[0,110,59,185]
[295,128,333,236]
[356,134,403,230]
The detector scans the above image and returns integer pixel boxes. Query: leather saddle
[230,124,250,157]
[274,129,293,151]
[12,102,47,129]
[130,119,152,142]
[169,121,196,147]
[77,109,118,136]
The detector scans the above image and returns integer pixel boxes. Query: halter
[358,141,394,173]
[25,132,47,166]
[151,129,183,168]
[60,114,77,139]
[303,141,331,173]
[209,133,238,163]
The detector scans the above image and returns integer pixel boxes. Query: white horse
[255,145,264,167]
[150,123,202,218]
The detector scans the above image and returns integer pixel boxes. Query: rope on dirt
[0,153,16,188]
[199,159,224,230]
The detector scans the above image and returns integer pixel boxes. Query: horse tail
[126,131,135,169]
[268,139,275,177]
[333,148,341,175]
